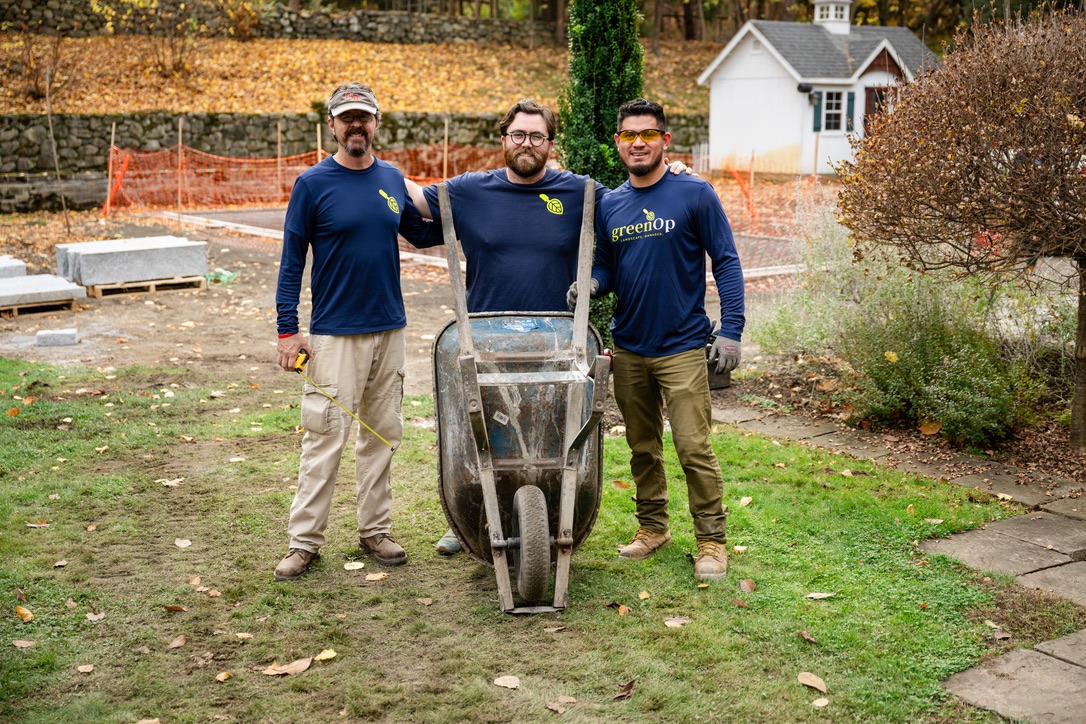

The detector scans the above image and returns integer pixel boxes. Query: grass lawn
[2,355,1083,722]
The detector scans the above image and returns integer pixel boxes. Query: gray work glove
[566,278,600,311]
[708,336,741,374]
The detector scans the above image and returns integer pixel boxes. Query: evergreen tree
[558,0,644,344]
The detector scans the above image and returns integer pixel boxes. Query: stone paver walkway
[712,405,1086,722]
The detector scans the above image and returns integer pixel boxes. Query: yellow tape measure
[294,351,395,450]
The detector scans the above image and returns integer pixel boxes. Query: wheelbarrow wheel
[512,485,551,603]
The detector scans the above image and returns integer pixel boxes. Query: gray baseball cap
[328,83,380,117]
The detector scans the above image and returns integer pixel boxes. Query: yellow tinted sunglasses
[617,129,664,143]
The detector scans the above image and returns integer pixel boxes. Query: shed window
[752,39,763,54]
[817,5,831,20]
[834,5,846,19]
[823,92,843,131]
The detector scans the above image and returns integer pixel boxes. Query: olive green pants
[612,346,728,543]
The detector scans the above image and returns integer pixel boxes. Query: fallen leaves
[77,664,95,673]
[798,630,818,644]
[235,633,253,640]
[605,602,630,616]
[174,539,192,549]
[365,572,389,582]
[343,561,365,571]
[54,560,67,568]
[168,635,187,649]
[739,496,753,507]
[614,678,636,700]
[739,579,757,593]
[12,640,35,648]
[261,658,312,676]
[314,649,337,661]
[163,605,188,612]
[493,675,520,689]
[15,605,34,622]
[215,671,232,682]
[664,616,692,628]
[611,479,630,490]
[805,592,835,600]
[798,671,828,693]
[918,421,943,436]
[416,598,433,606]
[638,590,650,600]
[731,598,749,609]
[24,520,49,528]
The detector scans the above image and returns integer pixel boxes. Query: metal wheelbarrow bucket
[433,182,610,613]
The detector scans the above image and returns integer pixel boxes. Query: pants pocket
[300,383,339,435]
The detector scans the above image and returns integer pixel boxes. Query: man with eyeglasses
[408,98,692,555]
[273,82,443,581]
[569,97,744,581]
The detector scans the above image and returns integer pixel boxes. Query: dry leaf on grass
[739,496,753,507]
[918,421,942,436]
[86,524,97,532]
[65,598,76,609]
[733,545,748,553]
[732,598,749,608]
[605,602,630,616]
[798,630,818,644]
[546,702,565,714]
[25,520,49,528]
[12,640,35,648]
[235,633,254,639]
[261,657,312,676]
[343,561,365,570]
[215,671,231,682]
[174,539,192,549]
[740,579,757,593]
[638,591,650,600]
[86,611,105,621]
[416,598,433,606]
[805,592,835,600]
[557,695,577,704]
[812,697,829,708]
[924,518,944,525]
[543,626,566,633]
[798,672,828,693]
[188,576,201,586]
[168,635,187,649]
[15,606,33,622]
[664,616,692,628]
[493,675,520,689]
[611,479,630,490]
[614,678,636,700]
[365,572,389,582]
[164,605,187,612]
[314,649,337,661]
[993,628,1012,641]
[54,560,67,568]
[77,664,94,673]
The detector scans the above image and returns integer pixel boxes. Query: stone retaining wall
[2,0,557,45]
[0,111,708,211]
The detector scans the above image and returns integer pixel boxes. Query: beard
[505,145,548,179]
[624,146,664,177]
[339,129,370,158]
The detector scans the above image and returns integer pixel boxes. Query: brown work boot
[360,534,407,566]
[693,540,728,580]
[618,527,672,560]
[274,548,319,581]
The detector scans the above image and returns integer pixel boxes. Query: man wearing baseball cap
[273,82,442,581]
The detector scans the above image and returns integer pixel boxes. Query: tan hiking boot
[694,540,728,580]
[274,548,318,581]
[360,533,407,566]
[618,527,672,560]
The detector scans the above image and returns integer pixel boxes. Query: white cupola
[812,0,851,35]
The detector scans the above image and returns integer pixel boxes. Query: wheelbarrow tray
[433,312,604,567]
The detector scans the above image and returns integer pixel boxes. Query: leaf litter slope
[0,36,718,115]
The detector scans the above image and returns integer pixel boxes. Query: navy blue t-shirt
[592,172,745,357]
[423,168,606,313]
[276,156,442,336]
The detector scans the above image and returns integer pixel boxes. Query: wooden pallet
[0,297,78,320]
[86,275,208,298]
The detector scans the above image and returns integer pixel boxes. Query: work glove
[708,336,741,374]
[566,278,600,311]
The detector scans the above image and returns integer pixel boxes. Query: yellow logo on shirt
[643,208,655,221]
[611,207,675,243]
[378,189,400,214]
[539,193,564,215]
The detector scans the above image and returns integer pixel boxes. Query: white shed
[696,0,939,175]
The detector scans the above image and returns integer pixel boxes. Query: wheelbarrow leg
[553,354,612,609]
[459,355,517,612]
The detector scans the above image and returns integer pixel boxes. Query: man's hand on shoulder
[277,334,312,372]
[665,158,698,177]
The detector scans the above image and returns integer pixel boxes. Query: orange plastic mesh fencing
[712,173,836,239]
[104,143,507,214]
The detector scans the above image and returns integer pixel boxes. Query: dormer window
[817,5,831,20]
[834,5,846,19]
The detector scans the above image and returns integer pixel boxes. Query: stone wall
[1,0,557,45]
[0,111,708,211]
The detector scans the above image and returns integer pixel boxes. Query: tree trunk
[288,0,300,11]
[652,0,662,55]
[1073,257,1086,452]
[555,0,566,45]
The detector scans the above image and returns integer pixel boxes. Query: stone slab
[1018,562,1086,607]
[56,236,208,286]
[883,452,997,482]
[36,329,78,347]
[737,416,840,440]
[1042,497,1086,522]
[986,512,1086,561]
[951,471,1081,509]
[944,648,1086,723]
[0,274,87,306]
[808,430,891,460]
[0,255,26,278]
[711,406,764,425]
[922,527,1072,576]
[1035,629,1086,668]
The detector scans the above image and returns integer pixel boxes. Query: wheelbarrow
[432,181,610,614]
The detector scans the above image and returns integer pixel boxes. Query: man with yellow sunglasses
[570,98,744,581]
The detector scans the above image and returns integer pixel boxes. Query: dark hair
[499,99,557,139]
[617,98,666,131]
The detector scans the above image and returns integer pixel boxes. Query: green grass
[1,356,1079,722]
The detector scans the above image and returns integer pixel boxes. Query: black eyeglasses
[337,112,375,125]
[504,130,551,147]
